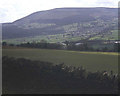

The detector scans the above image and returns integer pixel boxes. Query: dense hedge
[2,56,119,94]
[2,41,120,52]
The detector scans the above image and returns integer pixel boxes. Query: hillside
[2,7,118,43]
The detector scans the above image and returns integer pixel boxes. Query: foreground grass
[3,48,118,73]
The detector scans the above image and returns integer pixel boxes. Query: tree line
[2,40,120,52]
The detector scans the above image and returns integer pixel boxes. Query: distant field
[3,48,118,73]
[3,34,83,44]
[89,30,119,40]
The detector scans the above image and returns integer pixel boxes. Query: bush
[2,56,118,94]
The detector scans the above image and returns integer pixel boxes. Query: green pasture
[3,34,83,45]
[3,48,118,73]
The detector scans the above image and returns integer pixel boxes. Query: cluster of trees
[2,41,64,50]
[17,42,63,49]
[2,40,120,52]
[64,41,91,51]
[64,40,120,52]
[3,56,119,94]
[114,43,120,52]
[67,43,119,52]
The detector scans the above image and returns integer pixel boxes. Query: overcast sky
[0,0,119,23]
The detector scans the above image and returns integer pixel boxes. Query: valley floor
[2,47,119,73]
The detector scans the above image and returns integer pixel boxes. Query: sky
[0,0,119,23]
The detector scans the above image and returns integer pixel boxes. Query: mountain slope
[2,7,118,41]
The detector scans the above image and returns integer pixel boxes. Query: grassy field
[3,48,118,73]
[89,30,119,40]
[3,34,83,44]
